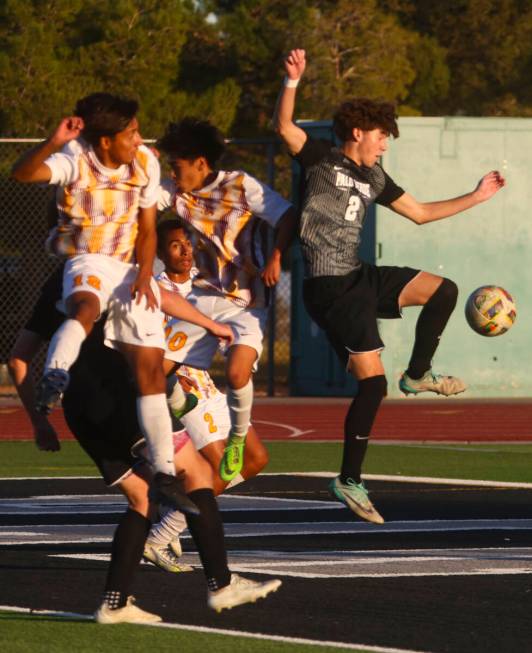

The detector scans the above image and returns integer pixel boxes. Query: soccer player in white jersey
[157,118,296,482]
[143,220,270,569]
[273,49,505,523]
[10,94,233,508]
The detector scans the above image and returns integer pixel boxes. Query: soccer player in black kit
[273,49,505,524]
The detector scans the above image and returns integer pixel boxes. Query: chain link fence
[0,139,292,396]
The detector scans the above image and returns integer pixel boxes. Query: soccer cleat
[143,542,193,573]
[94,596,162,624]
[169,535,183,558]
[208,574,282,613]
[35,369,70,414]
[170,393,199,420]
[219,432,246,482]
[328,476,384,524]
[399,370,466,397]
[148,471,200,515]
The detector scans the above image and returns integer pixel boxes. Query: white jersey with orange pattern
[158,170,291,309]
[44,141,160,263]
[157,268,219,401]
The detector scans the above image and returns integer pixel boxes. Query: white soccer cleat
[94,596,162,624]
[328,476,384,524]
[143,542,193,573]
[208,574,282,613]
[399,370,466,397]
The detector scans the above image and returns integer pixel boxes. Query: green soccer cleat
[399,370,466,397]
[328,476,384,524]
[219,432,247,482]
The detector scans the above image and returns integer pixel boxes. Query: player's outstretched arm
[390,171,506,225]
[262,206,298,287]
[10,117,84,183]
[159,286,234,346]
[272,48,308,156]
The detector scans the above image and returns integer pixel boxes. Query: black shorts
[62,326,143,487]
[25,265,65,340]
[303,262,419,363]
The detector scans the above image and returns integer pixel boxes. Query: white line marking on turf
[253,419,315,439]
[264,472,532,489]
[0,604,431,653]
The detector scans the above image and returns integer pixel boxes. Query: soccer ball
[465,285,516,337]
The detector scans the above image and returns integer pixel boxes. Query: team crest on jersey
[334,172,371,197]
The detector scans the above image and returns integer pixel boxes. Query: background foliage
[1,0,531,137]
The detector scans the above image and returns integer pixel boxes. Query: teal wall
[379,117,532,397]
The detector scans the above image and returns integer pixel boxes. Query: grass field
[0,610,368,653]
[3,439,532,483]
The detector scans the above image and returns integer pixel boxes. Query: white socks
[136,394,175,475]
[44,318,86,372]
[166,375,186,414]
[148,507,187,547]
[227,379,253,437]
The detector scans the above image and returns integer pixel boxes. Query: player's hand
[209,321,234,347]
[50,117,84,148]
[131,275,159,311]
[261,253,281,287]
[34,422,61,452]
[284,49,306,80]
[474,170,505,202]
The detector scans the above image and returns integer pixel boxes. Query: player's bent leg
[221,344,257,481]
[329,352,386,524]
[37,291,100,414]
[399,274,465,396]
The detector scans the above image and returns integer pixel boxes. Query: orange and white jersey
[158,170,291,308]
[177,365,220,402]
[45,141,160,263]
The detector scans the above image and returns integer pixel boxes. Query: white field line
[227,567,532,579]
[0,604,431,653]
[262,472,532,489]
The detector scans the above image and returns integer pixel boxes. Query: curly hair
[74,93,138,147]
[157,118,225,168]
[333,98,399,142]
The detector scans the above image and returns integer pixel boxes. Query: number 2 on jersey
[344,195,361,222]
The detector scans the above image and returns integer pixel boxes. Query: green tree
[0,0,241,137]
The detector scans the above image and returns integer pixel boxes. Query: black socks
[103,508,151,608]
[185,488,231,591]
[406,278,458,380]
[341,375,387,484]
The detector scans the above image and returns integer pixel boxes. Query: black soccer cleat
[148,471,200,515]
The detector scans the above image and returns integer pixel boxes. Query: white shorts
[180,391,231,450]
[63,254,166,350]
[164,288,268,369]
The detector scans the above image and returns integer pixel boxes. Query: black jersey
[295,138,404,278]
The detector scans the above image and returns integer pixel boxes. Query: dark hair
[333,98,399,142]
[156,218,191,249]
[157,118,225,168]
[74,93,138,147]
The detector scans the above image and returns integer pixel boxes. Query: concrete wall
[379,117,532,397]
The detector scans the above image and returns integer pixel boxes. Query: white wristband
[284,76,300,88]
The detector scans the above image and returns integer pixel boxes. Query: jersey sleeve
[138,147,161,208]
[242,173,292,228]
[375,168,405,206]
[45,151,79,186]
[294,137,333,170]
[157,177,176,211]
